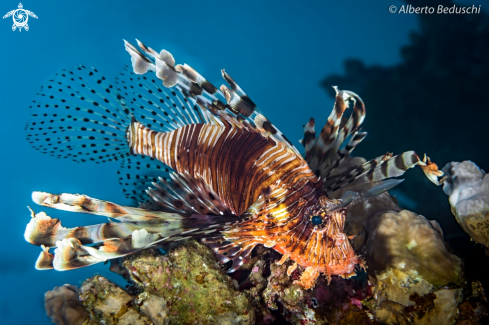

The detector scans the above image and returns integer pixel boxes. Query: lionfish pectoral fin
[326,151,428,193]
[120,154,236,216]
[48,222,243,271]
[118,155,173,205]
[227,247,256,273]
[145,172,235,216]
[24,205,173,249]
[35,245,54,270]
[26,191,246,270]
[201,236,257,273]
[52,228,185,271]
[53,231,158,271]
[363,179,405,198]
[419,154,444,186]
[53,238,107,271]
[31,191,184,222]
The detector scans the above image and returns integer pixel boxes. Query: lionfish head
[289,195,361,287]
[306,196,346,230]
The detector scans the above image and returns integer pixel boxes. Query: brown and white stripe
[128,119,318,216]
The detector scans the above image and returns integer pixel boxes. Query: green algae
[120,239,254,324]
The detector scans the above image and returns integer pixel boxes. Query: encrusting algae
[119,240,254,324]
[21,39,489,324]
[46,239,255,325]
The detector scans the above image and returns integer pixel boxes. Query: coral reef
[47,239,255,324]
[45,235,489,325]
[120,240,255,324]
[442,161,489,247]
[339,179,466,324]
[79,275,152,325]
[366,209,462,286]
[42,158,489,324]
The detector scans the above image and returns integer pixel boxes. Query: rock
[367,210,462,286]
[344,221,367,252]
[136,292,169,325]
[457,300,489,324]
[374,301,409,325]
[442,161,489,247]
[412,289,462,325]
[117,309,153,325]
[209,311,253,325]
[78,275,150,325]
[44,285,88,325]
[262,261,306,313]
[373,268,433,307]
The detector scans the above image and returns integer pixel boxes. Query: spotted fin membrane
[117,155,170,204]
[25,66,132,163]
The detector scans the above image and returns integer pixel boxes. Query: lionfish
[24,40,444,289]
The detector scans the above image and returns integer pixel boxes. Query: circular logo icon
[13,9,28,28]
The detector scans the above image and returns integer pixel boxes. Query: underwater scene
[1,0,489,324]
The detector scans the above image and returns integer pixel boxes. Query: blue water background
[0,0,474,324]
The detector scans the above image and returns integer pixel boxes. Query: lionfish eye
[311,215,323,226]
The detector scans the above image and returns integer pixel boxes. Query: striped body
[128,121,318,215]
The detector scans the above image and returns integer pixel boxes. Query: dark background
[0,0,486,323]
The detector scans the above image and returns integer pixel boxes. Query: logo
[3,3,37,32]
